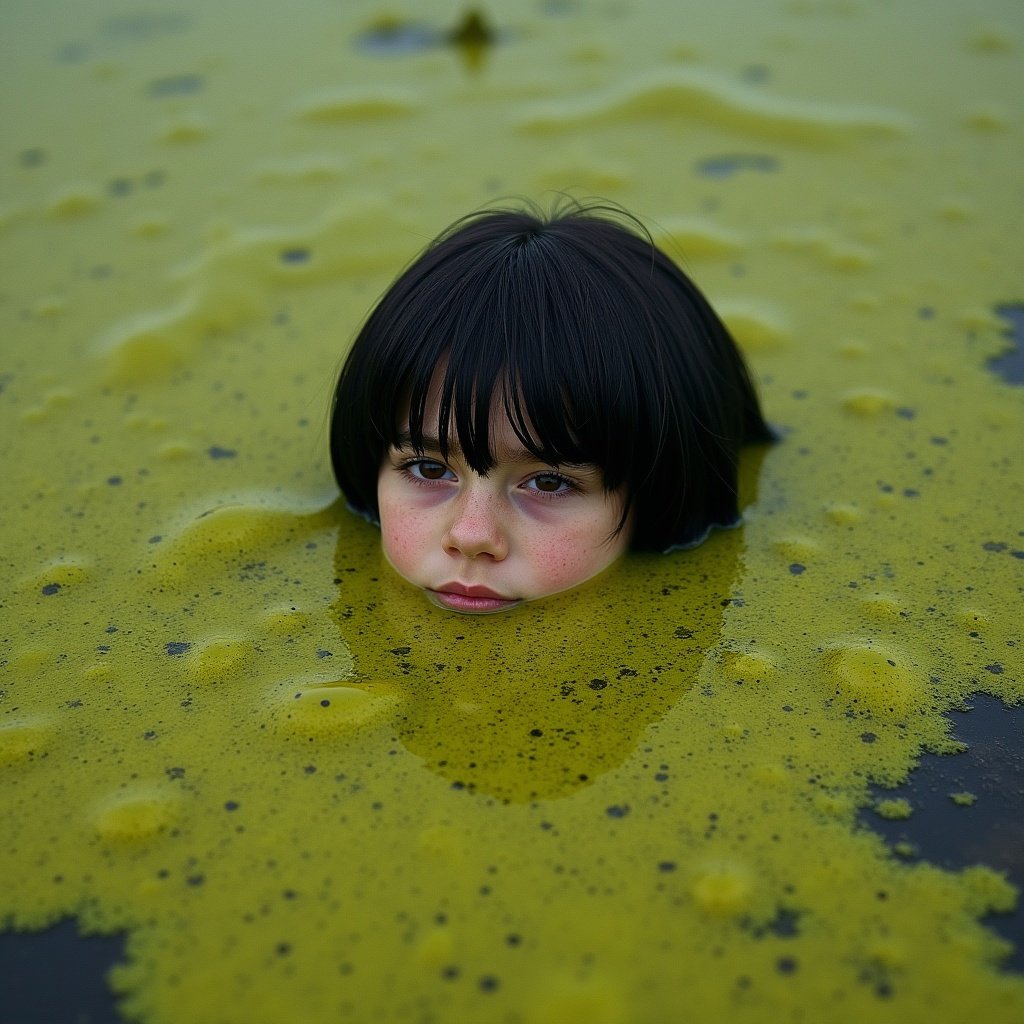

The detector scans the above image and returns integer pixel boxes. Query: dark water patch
[54,42,90,64]
[19,148,47,168]
[860,694,1023,970]
[987,303,1024,385]
[357,21,439,55]
[741,64,772,84]
[147,74,204,98]
[696,154,779,179]
[0,920,126,1024]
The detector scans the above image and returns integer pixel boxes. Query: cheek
[379,511,427,574]
[520,524,621,591]
[377,483,433,577]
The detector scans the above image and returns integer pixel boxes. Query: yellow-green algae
[1,0,1022,1021]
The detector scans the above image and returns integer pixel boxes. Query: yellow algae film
[1,1,1022,1022]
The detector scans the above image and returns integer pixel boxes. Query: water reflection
[329,451,766,802]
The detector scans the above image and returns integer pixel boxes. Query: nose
[442,485,509,561]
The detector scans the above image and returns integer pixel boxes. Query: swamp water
[1,1,1022,1021]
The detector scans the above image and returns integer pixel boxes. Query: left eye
[408,460,455,482]
[525,473,571,494]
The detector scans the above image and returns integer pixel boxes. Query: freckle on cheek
[533,540,585,587]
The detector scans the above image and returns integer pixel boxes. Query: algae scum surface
[1,1,1022,1021]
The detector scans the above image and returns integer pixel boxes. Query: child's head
[330,199,771,612]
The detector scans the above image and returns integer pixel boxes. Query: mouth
[428,583,521,614]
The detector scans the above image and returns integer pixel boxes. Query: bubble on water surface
[967,26,1016,55]
[710,647,779,686]
[94,793,179,844]
[270,684,402,739]
[841,388,899,417]
[294,87,420,123]
[824,502,863,526]
[772,534,822,564]
[0,721,53,766]
[690,860,756,917]
[824,641,929,717]
[130,213,169,238]
[962,105,1011,133]
[45,186,102,218]
[158,114,211,144]
[858,592,907,623]
[20,558,92,594]
[184,635,253,684]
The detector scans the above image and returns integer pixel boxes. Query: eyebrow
[391,431,597,471]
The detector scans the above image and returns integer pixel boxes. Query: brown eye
[532,473,567,493]
[412,460,453,481]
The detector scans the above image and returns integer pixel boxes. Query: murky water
[2,2,1022,1021]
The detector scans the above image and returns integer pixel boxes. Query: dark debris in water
[860,693,1023,970]
[356,8,503,67]
[987,303,1024,385]
[0,920,126,1024]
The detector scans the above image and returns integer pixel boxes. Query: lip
[428,582,521,614]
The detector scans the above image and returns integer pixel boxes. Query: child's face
[377,384,631,614]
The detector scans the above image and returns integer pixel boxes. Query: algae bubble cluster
[1,0,1022,1021]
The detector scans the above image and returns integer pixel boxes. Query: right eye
[406,459,456,483]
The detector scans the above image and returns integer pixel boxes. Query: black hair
[329,199,773,552]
